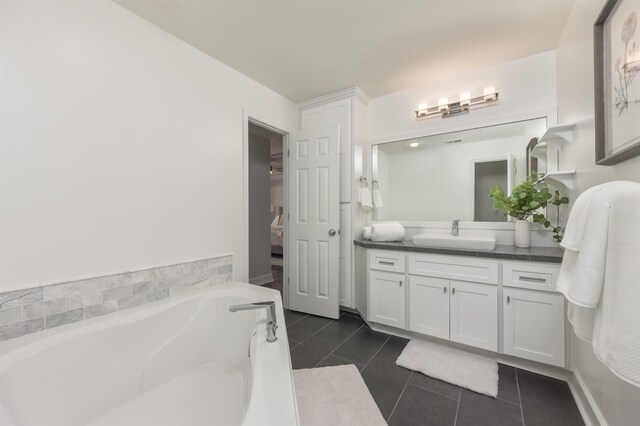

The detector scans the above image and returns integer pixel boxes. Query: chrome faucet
[229,301,278,342]
[452,219,460,236]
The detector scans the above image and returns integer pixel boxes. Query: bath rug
[293,364,386,426]
[396,338,498,397]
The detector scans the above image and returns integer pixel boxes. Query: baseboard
[568,370,606,426]
[249,272,274,286]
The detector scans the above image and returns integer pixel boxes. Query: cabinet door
[450,281,498,351]
[369,270,406,329]
[503,288,565,367]
[409,275,449,339]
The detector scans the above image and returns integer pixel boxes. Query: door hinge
[287,149,290,157]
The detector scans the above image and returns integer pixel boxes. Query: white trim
[568,370,607,426]
[299,86,370,109]
[242,109,291,307]
[249,272,274,286]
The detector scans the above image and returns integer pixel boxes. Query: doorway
[247,121,287,299]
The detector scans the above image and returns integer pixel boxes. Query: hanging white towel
[370,223,405,242]
[358,187,373,210]
[372,188,384,209]
[556,181,640,388]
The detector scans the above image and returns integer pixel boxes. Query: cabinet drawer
[369,251,406,273]
[502,262,560,292]
[408,254,498,285]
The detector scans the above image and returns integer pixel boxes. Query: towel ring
[359,176,368,188]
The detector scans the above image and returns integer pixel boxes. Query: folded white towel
[372,189,384,209]
[370,223,405,242]
[363,226,372,240]
[556,181,640,387]
[358,187,373,210]
[270,215,280,227]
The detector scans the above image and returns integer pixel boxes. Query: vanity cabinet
[369,270,406,329]
[358,247,566,368]
[408,254,498,352]
[502,261,565,367]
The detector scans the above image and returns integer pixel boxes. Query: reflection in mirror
[372,117,547,222]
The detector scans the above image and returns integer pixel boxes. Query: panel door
[288,126,341,319]
[409,275,450,339]
[503,288,565,367]
[369,270,406,329]
[449,281,498,351]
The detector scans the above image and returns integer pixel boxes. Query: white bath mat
[396,339,499,397]
[293,364,386,426]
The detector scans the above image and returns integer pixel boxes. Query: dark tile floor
[260,262,584,426]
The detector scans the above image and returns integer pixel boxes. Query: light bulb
[438,98,449,111]
[409,142,419,148]
[483,86,496,101]
[460,92,471,106]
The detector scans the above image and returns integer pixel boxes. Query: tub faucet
[229,301,278,342]
[452,219,460,236]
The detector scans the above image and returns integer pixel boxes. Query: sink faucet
[229,301,278,342]
[452,219,460,236]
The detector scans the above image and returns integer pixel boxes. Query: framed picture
[594,0,640,165]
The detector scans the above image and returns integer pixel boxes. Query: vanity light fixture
[409,142,419,148]
[416,87,499,119]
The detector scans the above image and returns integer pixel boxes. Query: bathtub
[0,282,298,426]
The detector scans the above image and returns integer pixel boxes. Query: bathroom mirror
[371,117,547,222]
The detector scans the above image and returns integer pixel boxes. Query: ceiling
[116,0,576,103]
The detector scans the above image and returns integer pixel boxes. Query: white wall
[368,50,558,142]
[0,0,298,291]
[556,1,640,424]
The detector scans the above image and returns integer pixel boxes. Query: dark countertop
[353,239,564,263]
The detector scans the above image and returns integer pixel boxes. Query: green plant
[489,177,569,243]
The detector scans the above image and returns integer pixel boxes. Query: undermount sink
[412,233,497,251]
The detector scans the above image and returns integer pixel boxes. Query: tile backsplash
[0,255,233,341]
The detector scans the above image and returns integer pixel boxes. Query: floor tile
[283,309,307,327]
[517,369,584,426]
[315,354,364,371]
[290,336,339,370]
[456,389,523,426]
[361,358,412,420]
[375,335,410,363]
[409,373,461,401]
[333,326,389,365]
[288,338,300,350]
[388,384,458,426]
[286,314,332,342]
[497,364,520,405]
[314,314,364,344]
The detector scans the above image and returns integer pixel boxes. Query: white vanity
[355,241,566,368]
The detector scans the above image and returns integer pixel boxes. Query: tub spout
[229,301,278,342]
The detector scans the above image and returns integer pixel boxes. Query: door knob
[328,229,337,236]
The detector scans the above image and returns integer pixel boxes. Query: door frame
[242,109,291,307]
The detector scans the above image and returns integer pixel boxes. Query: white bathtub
[0,282,298,426]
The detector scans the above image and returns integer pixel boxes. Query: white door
[503,288,565,367]
[369,271,406,328]
[288,126,341,319]
[409,275,449,339]
[449,281,498,351]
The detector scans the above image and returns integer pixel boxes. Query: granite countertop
[353,239,564,263]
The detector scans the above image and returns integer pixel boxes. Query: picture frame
[594,0,640,165]
[526,137,539,178]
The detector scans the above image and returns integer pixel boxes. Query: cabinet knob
[452,287,456,295]
[443,287,447,294]
[399,280,402,287]
[328,229,337,236]
[507,296,511,303]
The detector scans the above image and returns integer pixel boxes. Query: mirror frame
[366,107,558,228]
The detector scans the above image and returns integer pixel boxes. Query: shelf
[538,124,575,149]
[541,171,576,190]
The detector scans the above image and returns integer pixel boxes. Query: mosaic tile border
[0,255,233,341]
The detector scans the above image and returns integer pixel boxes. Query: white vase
[514,220,531,248]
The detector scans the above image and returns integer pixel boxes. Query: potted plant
[489,178,569,247]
